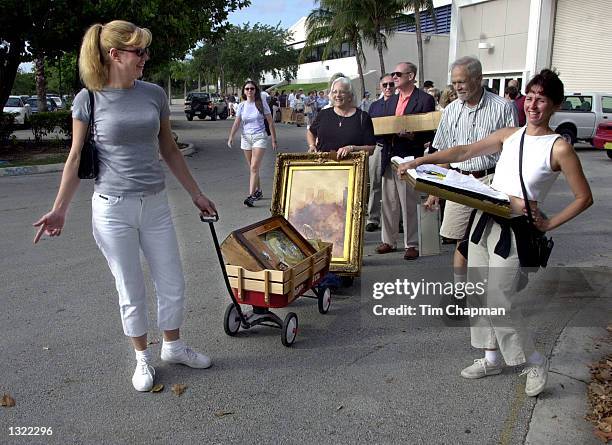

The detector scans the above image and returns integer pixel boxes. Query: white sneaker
[161,345,212,369]
[132,357,155,392]
[461,358,503,379]
[520,357,548,397]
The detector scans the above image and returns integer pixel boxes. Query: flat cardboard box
[395,165,512,219]
[372,111,442,135]
[417,203,441,256]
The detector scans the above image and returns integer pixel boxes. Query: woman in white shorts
[227,81,278,207]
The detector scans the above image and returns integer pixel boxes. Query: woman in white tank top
[397,69,593,398]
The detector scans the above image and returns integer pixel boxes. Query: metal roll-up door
[551,0,612,92]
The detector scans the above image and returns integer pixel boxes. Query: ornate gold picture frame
[271,152,368,276]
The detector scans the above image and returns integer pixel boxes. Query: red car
[593,122,612,159]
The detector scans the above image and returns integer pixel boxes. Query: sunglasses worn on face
[118,47,149,57]
[391,71,410,78]
[244,87,255,91]
[381,82,395,88]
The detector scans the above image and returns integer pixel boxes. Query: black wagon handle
[200,212,248,323]
[200,212,219,223]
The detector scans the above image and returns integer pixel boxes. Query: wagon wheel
[223,303,241,336]
[281,312,298,347]
[317,287,332,314]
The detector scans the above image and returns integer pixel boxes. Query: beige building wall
[455,0,530,74]
[361,33,450,97]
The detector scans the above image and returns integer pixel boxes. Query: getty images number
[9,427,53,436]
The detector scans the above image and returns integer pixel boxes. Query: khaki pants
[381,167,418,249]
[467,211,535,366]
[367,145,383,225]
[441,173,493,240]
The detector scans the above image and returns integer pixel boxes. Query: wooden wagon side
[224,242,332,308]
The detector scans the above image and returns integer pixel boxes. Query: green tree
[400,0,435,88]
[303,0,367,96]
[191,41,223,92]
[356,0,408,75]
[216,23,298,91]
[45,52,79,96]
[1,0,250,108]
[11,69,36,96]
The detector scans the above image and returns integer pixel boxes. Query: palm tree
[400,0,435,88]
[302,0,368,97]
[358,0,406,75]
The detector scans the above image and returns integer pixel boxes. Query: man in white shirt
[429,56,517,317]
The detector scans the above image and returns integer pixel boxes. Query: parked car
[593,122,612,159]
[3,96,32,126]
[184,92,228,121]
[549,92,612,145]
[47,95,67,109]
[25,97,58,113]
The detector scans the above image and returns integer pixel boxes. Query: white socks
[162,338,184,352]
[485,349,501,365]
[135,348,152,362]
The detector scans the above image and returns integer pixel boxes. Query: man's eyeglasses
[244,87,255,91]
[391,71,410,78]
[381,82,395,88]
[117,47,149,58]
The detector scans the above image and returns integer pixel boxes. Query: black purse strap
[87,90,95,137]
[518,129,536,226]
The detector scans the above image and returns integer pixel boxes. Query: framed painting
[223,215,316,271]
[271,152,368,276]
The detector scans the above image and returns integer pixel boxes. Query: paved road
[1,105,610,444]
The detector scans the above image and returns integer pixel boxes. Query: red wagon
[202,214,333,347]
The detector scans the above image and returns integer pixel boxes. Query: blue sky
[228,0,315,28]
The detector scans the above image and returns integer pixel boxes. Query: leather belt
[452,166,496,179]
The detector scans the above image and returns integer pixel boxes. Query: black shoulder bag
[77,91,98,179]
[255,99,272,136]
[518,130,554,268]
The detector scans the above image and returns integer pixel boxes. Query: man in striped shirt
[429,56,517,312]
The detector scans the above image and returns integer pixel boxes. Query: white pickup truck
[550,92,612,145]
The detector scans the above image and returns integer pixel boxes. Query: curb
[0,143,195,177]
[525,295,611,445]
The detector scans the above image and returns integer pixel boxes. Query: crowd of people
[32,19,593,398]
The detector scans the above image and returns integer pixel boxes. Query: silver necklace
[336,109,349,127]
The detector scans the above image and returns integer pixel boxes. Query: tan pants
[381,167,418,249]
[467,211,535,366]
[440,173,494,240]
[367,145,383,225]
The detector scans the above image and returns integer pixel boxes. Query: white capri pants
[92,190,185,337]
[467,211,535,366]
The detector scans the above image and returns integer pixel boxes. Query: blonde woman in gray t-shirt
[33,20,217,392]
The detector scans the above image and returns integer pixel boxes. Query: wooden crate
[220,215,317,271]
[294,112,305,126]
[225,241,332,307]
[281,107,294,124]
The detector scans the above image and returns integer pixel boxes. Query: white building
[449,0,612,93]
[263,1,453,98]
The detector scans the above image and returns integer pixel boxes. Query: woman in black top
[307,77,376,158]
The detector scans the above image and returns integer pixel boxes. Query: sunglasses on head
[391,71,410,78]
[117,47,149,57]
[244,87,256,91]
[381,82,395,88]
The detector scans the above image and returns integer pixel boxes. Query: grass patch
[269,82,329,93]
[3,154,68,167]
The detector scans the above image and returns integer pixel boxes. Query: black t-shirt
[309,108,376,152]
